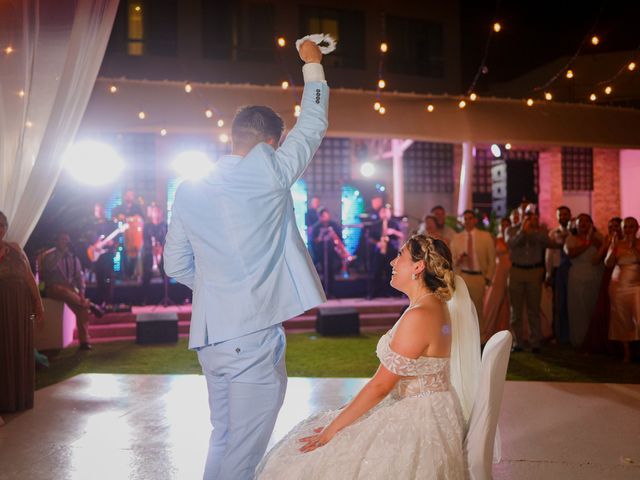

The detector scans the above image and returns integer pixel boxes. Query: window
[128,1,144,55]
[404,142,454,193]
[303,138,351,193]
[238,3,275,62]
[202,0,234,60]
[562,147,593,191]
[145,0,178,56]
[300,7,365,69]
[385,15,444,78]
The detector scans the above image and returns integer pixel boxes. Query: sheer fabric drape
[0,0,118,246]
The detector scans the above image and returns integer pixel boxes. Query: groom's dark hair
[232,105,285,150]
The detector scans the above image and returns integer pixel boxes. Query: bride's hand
[298,426,335,453]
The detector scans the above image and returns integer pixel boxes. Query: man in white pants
[164,41,328,479]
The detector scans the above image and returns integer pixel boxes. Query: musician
[305,196,321,254]
[41,232,94,350]
[141,203,168,304]
[368,204,404,298]
[86,202,115,306]
[112,189,144,279]
[311,208,343,296]
[365,194,384,222]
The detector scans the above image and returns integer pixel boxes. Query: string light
[25,120,33,128]
[377,79,386,89]
[277,37,286,48]
[380,42,388,53]
[544,92,553,101]
[604,85,612,95]
[184,83,192,93]
[281,81,289,90]
[589,93,597,101]
[373,101,381,111]
[378,106,386,114]
[566,69,574,79]
[493,22,501,33]
[18,90,25,98]
[217,119,224,127]
[526,98,534,106]
[426,104,435,112]
[294,104,301,117]
[458,100,467,109]
[160,128,167,136]
[138,111,146,120]
[505,143,512,150]
[469,92,478,101]
[591,36,600,46]
[134,5,141,12]
[4,46,13,54]
[205,109,213,118]
[628,62,636,71]
[109,85,117,93]
[219,133,229,143]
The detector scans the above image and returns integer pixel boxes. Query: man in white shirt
[545,205,572,343]
[450,210,496,334]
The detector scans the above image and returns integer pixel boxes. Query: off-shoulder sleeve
[376,334,418,376]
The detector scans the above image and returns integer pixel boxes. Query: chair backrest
[464,330,512,480]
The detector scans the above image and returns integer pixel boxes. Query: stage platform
[1,375,638,479]
[81,298,409,342]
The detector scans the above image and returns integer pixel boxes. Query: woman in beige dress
[0,211,44,413]
[482,216,512,343]
[606,217,640,363]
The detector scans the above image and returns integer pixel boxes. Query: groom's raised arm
[271,42,329,189]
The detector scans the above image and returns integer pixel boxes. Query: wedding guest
[545,206,572,344]
[583,217,622,353]
[305,196,321,251]
[430,205,455,245]
[311,208,343,296]
[482,216,512,343]
[141,203,168,305]
[565,214,604,347]
[0,211,44,413]
[41,232,93,350]
[417,214,439,238]
[506,208,554,353]
[368,205,404,298]
[606,217,640,363]
[365,194,384,221]
[451,210,496,334]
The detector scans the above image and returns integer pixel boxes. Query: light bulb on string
[281,81,289,90]
[294,104,301,117]
[458,100,466,109]
[505,143,512,150]
[469,92,478,101]
[138,111,146,120]
[184,83,192,93]
[25,120,33,128]
[591,36,600,45]
[4,46,13,54]
[373,101,381,111]
[566,69,574,79]
[109,85,117,93]
[380,42,388,53]
[493,22,501,33]
[160,128,167,136]
[526,98,534,107]
[544,92,553,101]
[628,62,636,71]
[277,37,286,47]
[18,90,25,98]
[219,133,229,143]
[378,106,386,115]
[589,93,597,102]
[604,86,612,95]
[205,109,213,118]
[378,79,386,89]
[426,104,435,112]
[217,119,224,128]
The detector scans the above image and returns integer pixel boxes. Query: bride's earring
[411,273,417,280]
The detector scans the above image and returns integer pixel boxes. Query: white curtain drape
[0,0,119,246]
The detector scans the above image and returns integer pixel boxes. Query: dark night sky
[460,0,640,89]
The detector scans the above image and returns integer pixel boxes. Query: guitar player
[88,202,115,306]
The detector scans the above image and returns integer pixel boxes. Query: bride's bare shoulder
[392,299,447,356]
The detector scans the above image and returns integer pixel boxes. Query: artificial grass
[36,332,640,390]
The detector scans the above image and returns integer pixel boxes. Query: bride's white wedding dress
[256,319,466,479]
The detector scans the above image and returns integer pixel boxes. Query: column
[457,142,474,215]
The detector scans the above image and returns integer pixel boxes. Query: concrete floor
[1,375,638,479]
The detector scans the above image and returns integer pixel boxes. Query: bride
[256,234,481,479]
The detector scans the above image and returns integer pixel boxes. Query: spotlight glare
[360,162,375,177]
[64,140,124,186]
[490,144,502,158]
[172,150,214,180]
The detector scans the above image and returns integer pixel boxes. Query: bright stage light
[360,162,375,177]
[64,141,124,186]
[491,144,502,158]
[172,151,213,180]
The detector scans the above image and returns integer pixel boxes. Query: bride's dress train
[256,321,466,479]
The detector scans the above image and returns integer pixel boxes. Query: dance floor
[1,375,638,479]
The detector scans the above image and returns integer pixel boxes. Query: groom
[164,40,328,479]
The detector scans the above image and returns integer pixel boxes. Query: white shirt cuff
[302,63,326,83]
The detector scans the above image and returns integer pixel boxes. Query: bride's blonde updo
[406,234,456,301]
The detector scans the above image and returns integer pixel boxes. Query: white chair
[464,330,512,480]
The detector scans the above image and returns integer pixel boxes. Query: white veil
[447,274,482,425]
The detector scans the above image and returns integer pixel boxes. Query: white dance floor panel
[0,375,638,479]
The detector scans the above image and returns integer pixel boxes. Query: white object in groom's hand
[296,33,337,55]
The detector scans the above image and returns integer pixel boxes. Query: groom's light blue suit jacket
[164,79,329,349]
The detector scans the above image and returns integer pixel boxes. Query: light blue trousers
[197,324,287,480]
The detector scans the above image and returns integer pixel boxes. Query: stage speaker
[316,307,360,336]
[136,312,178,344]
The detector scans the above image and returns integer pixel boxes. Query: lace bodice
[376,325,450,399]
